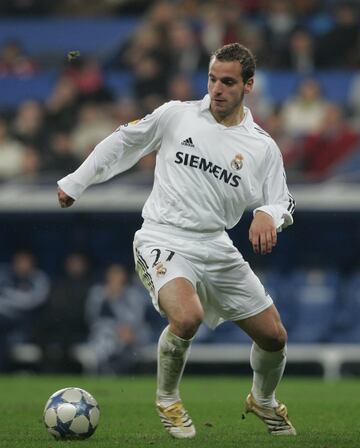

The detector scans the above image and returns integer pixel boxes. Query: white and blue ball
[43,387,100,440]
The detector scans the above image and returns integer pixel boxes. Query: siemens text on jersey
[175,151,241,187]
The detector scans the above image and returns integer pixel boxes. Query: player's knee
[172,311,204,339]
[259,327,287,352]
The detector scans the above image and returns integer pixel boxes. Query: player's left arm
[249,140,295,255]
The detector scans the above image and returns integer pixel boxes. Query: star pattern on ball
[44,387,100,440]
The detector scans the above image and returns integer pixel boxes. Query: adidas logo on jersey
[181,137,195,148]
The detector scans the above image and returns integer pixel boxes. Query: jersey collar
[200,94,254,130]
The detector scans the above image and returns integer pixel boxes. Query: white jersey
[58,95,295,233]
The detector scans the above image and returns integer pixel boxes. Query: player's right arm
[57,101,177,207]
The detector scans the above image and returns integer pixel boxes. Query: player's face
[208,58,253,124]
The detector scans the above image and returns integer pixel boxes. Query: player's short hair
[211,43,256,83]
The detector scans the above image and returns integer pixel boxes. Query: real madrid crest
[231,154,244,171]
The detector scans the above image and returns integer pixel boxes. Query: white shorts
[133,222,273,329]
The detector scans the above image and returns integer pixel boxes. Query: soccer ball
[43,387,100,440]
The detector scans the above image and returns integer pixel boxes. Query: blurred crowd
[0,0,359,184]
[1,246,360,374]
[0,249,162,374]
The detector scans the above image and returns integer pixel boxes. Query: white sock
[156,325,192,407]
[250,342,287,408]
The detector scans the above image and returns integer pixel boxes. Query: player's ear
[244,78,254,94]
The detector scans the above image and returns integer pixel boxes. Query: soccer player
[57,43,296,438]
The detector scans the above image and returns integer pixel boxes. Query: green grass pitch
[0,375,359,447]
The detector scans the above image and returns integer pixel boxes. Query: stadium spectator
[297,103,360,180]
[0,40,38,77]
[200,1,263,57]
[348,73,360,131]
[277,27,316,74]
[243,72,273,123]
[112,23,169,75]
[263,0,296,59]
[166,20,209,74]
[0,0,53,15]
[0,117,25,181]
[71,103,116,158]
[17,145,43,183]
[54,0,117,16]
[262,109,301,181]
[11,100,48,148]
[291,0,322,18]
[167,73,195,101]
[114,23,169,109]
[200,2,227,54]
[109,0,153,15]
[316,3,360,69]
[111,97,142,126]
[39,252,93,373]
[63,56,112,103]
[3,145,44,185]
[219,2,257,47]
[132,56,167,104]
[281,78,329,137]
[44,131,80,177]
[146,0,179,36]
[75,264,150,374]
[0,250,49,371]
[45,75,81,132]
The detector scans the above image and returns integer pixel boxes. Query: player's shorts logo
[231,154,244,171]
[155,262,167,276]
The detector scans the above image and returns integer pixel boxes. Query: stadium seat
[255,269,296,331]
[0,18,139,60]
[331,271,360,342]
[329,143,360,182]
[0,70,58,109]
[264,71,355,105]
[286,268,340,343]
[191,70,208,98]
[105,70,134,98]
[206,321,252,344]
[316,71,355,104]
[193,323,213,343]
[144,305,168,343]
[256,269,281,296]
[10,342,43,368]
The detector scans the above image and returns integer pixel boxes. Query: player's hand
[57,187,75,208]
[249,211,277,255]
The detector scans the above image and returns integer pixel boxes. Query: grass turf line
[0,375,359,447]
